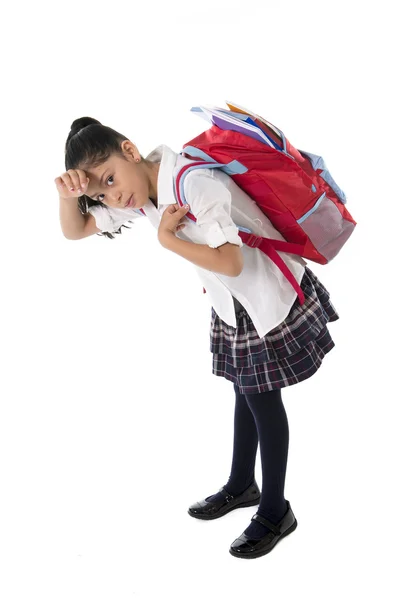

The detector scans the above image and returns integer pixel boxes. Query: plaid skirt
[210,267,339,395]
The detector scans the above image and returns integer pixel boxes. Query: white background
[1,1,398,598]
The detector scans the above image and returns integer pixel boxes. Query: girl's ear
[121,139,137,158]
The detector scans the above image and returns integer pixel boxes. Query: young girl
[56,117,339,560]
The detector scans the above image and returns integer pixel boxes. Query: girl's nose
[111,193,122,205]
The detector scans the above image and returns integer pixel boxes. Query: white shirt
[88,144,306,338]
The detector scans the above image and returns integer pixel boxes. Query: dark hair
[65,117,142,239]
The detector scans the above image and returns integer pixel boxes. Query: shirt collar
[145,144,178,207]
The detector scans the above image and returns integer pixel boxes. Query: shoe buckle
[220,487,234,503]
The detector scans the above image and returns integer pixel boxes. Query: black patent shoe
[229,501,298,559]
[188,481,260,520]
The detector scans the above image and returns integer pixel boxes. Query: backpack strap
[181,147,248,175]
[264,238,307,256]
[239,232,305,305]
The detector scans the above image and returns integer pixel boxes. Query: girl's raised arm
[56,169,94,240]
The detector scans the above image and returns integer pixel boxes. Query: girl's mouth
[125,194,135,208]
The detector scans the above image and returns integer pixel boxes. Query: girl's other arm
[159,233,243,277]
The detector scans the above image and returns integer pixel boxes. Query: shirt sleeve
[87,204,137,233]
[183,169,243,249]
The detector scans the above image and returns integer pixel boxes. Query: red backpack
[173,102,356,305]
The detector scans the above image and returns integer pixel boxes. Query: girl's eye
[97,176,113,201]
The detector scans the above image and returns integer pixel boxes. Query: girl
[56,117,339,560]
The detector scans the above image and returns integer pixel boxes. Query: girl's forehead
[86,157,114,175]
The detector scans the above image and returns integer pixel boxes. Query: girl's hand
[55,169,90,199]
[158,203,190,239]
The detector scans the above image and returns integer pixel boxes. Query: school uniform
[88,144,339,395]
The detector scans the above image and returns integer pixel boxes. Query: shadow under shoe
[188,481,261,520]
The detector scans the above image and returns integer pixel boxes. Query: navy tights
[206,383,290,539]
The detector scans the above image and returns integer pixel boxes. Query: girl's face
[84,141,159,210]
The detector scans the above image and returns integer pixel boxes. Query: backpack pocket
[297,192,355,261]
[298,150,347,204]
